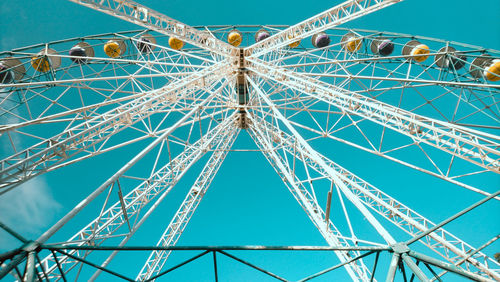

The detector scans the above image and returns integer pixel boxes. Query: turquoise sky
[0,0,499,281]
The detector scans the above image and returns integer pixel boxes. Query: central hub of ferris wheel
[236,48,250,129]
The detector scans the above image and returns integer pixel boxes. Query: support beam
[248,114,372,281]
[23,252,36,282]
[408,251,489,282]
[248,60,500,174]
[68,0,237,57]
[299,251,376,282]
[38,115,236,280]
[137,122,239,280]
[254,114,499,279]
[249,76,396,245]
[386,253,400,282]
[401,254,429,282]
[246,0,402,57]
[0,63,231,194]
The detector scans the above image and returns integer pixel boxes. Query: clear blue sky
[0,0,499,281]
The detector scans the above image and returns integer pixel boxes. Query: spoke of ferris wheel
[300,71,500,90]
[0,75,224,140]
[29,108,230,187]
[0,63,232,194]
[290,120,498,199]
[253,112,499,280]
[0,71,199,91]
[38,115,236,280]
[35,106,234,281]
[0,40,216,130]
[249,78,498,198]
[1,103,228,175]
[248,60,500,174]
[0,91,153,133]
[267,48,500,123]
[0,48,212,127]
[68,0,237,57]
[248,94,500,281]
[298,70,499,125]
[247,116,373,282]
[245,0,402,57]
[137,125,239,281]
[0,51,209,145]
[249,76,396,244]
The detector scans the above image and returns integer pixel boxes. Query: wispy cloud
[0,99,61,250]
[0,177,61,249]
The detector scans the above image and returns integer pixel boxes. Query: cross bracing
[0,0,499,281]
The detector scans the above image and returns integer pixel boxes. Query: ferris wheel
[0,0,499,281]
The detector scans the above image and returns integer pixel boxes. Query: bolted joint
[390,242,410,254]
[22,241,41,253]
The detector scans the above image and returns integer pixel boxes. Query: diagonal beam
[254,113,499,280]
[299,251,377,282]
[86,115,238,282]
[248,60,500,174]
[68,0,237,57]
[37,113,235,279]
[34,85,227,279]
[0,63,231,194]
[248,114,373,281]
[249,75,396,245]
[245,0,402,57]
[408,250,489,282]
[137,122,239,281]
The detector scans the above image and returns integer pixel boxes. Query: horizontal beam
[42,245,390,251]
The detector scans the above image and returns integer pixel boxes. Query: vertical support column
[386,253,400,282]
[23,252,36,282]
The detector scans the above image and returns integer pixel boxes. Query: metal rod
[13,265,22,281]
[217,250,288,282]
[433,233,500,281]
[0,248,22,262]
[386,253,400,282]
[213,251,219,282]
[23,251,36,282]
[35,253,50,281]
[424,263,442,282]
[146,251,210,281]
[43,245,389,251]
[406,189,500,245]
[370,251,380,282]
[400,259,408,282]
[50,250,68,282]
[55,250,134,281]
[401,253,429,282]
[408,250,488,281]
[36,99,214,244]
[0,252,27,280]
[0,221,28,243]
[299,251,375,282]
[409,260,419,282]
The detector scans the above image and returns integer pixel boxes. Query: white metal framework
[0,0,499,281]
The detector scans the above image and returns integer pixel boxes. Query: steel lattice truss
[0,0,499,281]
